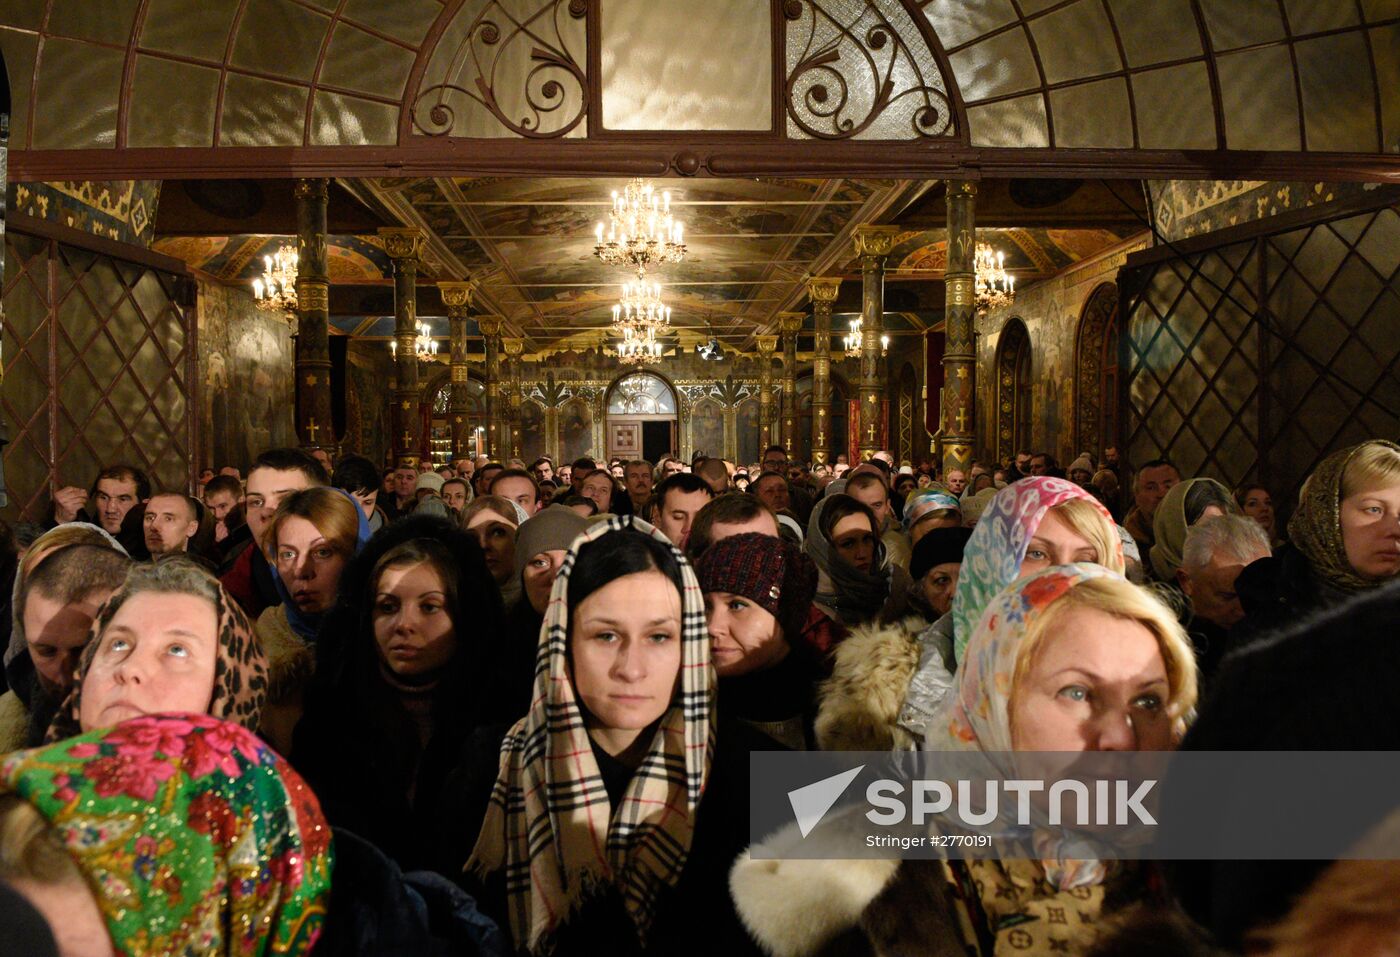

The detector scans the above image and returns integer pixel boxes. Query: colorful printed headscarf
[467,515,714,954]
[1148,477,1238,582]
[927,564,1123,890]
[46,565,269,743]
[902,489,961,531]
[1,713,332,955]
[1289,440,1400,593]
[951,477,1121,664]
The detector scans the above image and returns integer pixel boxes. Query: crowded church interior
[0,1,1398,954]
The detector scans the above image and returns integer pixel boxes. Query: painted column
[807,276,840,464]
[852,225,899,460]
[777,311,803,457]
[478,317,503,460]
[439,280,475,462]
[294,179,333,452]
[755,336,777,452]
[942,181,977,475]
[380,226,425,467]
[504,338,524,459]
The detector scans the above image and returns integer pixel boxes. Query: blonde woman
[734,565,1198,957]
[1236,440,1400,641]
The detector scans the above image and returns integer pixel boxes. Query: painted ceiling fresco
[144,175,1148,349]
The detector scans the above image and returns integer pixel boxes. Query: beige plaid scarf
[468,515,715,953]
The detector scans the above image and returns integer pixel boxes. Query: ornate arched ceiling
[2,0,1397,179]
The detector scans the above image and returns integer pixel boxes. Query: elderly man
[944,469,967,495]
[1124,458,1182,552]
[1178,514,1271,679]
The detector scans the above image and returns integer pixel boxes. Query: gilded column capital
[438,280,476,315]
[807,276,842,303]
[755,336,778,357]
[852,224,901,260]
[777,312,805,336]
[477,316,504,338]
[502,338,525,357]
[378,226,425,262]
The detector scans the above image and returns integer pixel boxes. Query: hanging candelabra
[611,277,672,333]
[614,322,664,365]
[974,242,1016,311]
[251,242,299,321]
[594,179,686,273]
[389,320,440,361]
[842,317,889,358]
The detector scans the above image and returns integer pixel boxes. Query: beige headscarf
[1289,440,1400,593]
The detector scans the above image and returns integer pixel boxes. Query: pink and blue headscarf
[951,477,1120,664]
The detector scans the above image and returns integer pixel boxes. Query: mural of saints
[692,401,725,460]
[561,399,593,461]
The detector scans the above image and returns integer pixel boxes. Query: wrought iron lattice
[1122,204,1400,506]
[2,232,194,520]
[783,0,955,140]
[412,0,588,138]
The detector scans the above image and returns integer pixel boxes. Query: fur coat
[814,615,943,751]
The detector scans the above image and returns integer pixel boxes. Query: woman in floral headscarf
[466,516,756,956]
[819,477,1124,751]
[732,566,1198,957]
[0,712,332,956]
[1236,440,1400,642]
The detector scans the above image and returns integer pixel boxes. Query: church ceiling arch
[4,0,1397,179]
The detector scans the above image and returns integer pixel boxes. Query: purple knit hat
[694,532,817,640]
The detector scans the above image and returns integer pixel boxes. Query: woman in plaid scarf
[467,515,760,956]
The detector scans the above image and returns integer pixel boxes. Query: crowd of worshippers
[0,437,1397,956]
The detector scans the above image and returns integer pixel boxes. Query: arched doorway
[606,372,677,463]
[995,319,1033,465]
[1074,283,1121,456]
[428,375,486,466]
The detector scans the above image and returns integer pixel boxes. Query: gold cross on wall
[305,418,319,443]
[955,408,969,432]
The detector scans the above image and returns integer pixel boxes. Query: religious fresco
[517,400,547,463]
[345,343,392,465]
[560,397,595,461]
[690,400,726,460]
[887,226,1138,279]
[10,181,160,246]
[1146,180,1374,242]
[153,233,392,282]
[196,282,295,473]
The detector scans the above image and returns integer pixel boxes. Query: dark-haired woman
[466,517,759,956]
[291,513,503,873]
[804,494,911,640]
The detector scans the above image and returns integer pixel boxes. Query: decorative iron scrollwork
[784,0,954,140]
[412,0,587,139]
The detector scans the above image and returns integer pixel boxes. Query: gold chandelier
[974,242,1015,311]
[594,179,686,272]
[251,242,298,316]
[842,317,889,358]
[614,322,664,365]
[611,278,671,332]
[389,320,440,361]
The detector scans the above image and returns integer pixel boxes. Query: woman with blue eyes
[44,559,268,739]
[291,514,501,875]
[695,532,820,751]
[733,565,1198,957]
[467,518,758,955]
